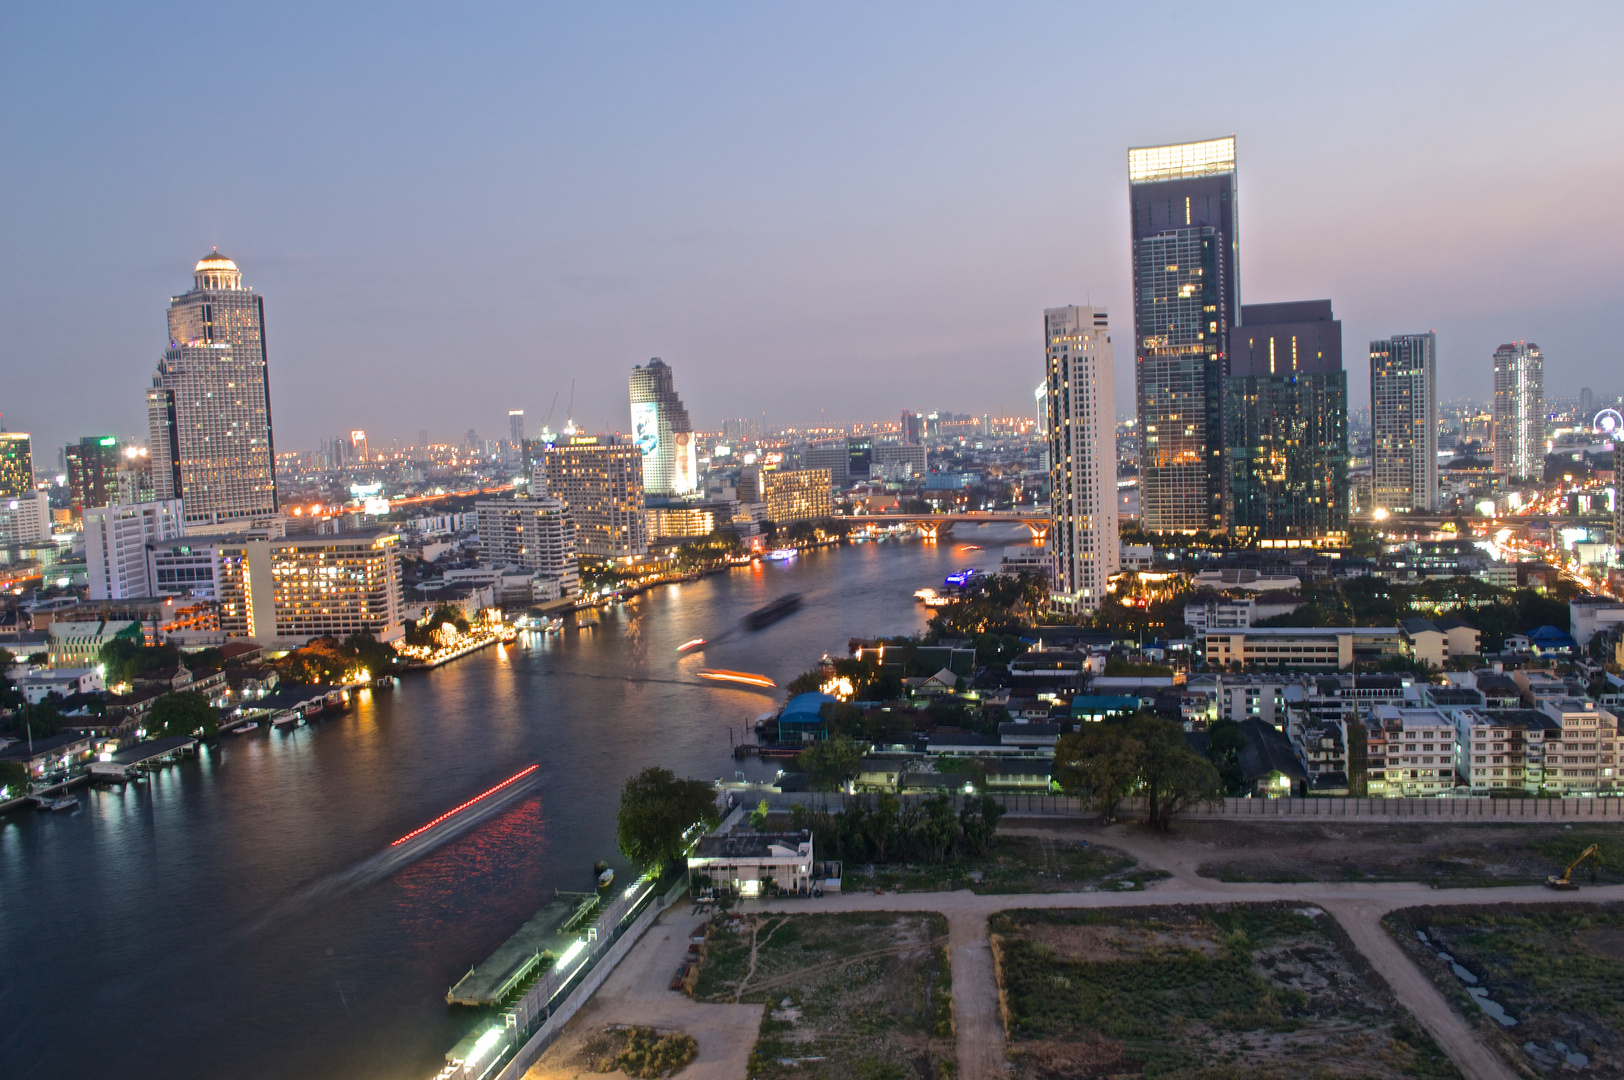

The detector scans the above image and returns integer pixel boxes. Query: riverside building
[739,466,833,526]
[213,532,403,644]
[1129,135,1238,533]
[628,358,697,496]
[540,435,649,560]
[1493,342,1545,481]
[474,496,579,598]
[146,251,279,528]
[1044,305,1118,611]
[1225,301,1348,545]
[1369,333,1438,513]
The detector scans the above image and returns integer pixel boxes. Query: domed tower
[146,249,278,527]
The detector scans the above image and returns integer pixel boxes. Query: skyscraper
[1045,306,1118,611]
[1369,333,1438,512]
[83,499,185,599]
[146,250,277,528]
[540,435,649,559]
[508,410,525,443]
[64,436,121,513]
[900,411,923,445]
[628,358,697,496]
[1129,136,1238,533]
[475,495,578,598]
[1226,301,1348,545]
[0,430,33,497]
[1493,342,1545,481]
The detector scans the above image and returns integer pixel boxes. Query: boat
[745,592,802,630]
[765,548,797,561]
[595,860,614,890]
[699,669,777,688]
[576,616,599,628]
[234,721,260,733]
[677,637,706,652]
[40,795,77,812]
[545,617,565,634]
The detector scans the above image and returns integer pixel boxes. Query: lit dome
[192,248,243,290]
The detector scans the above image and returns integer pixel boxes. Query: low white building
[21,667,105,704]
[1372,706,1463,796]
[1571,597,1624,647]
[688,830,816,898]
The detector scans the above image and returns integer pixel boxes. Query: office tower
[802,440,850,484]
[350,430,369,464]
[900,411,923,445]
[1044,305,1118,610]
[213,532,403,642]
[1369,333,1438,513]
[146,251,278,527]
[1033,385,1048,437]
[115,443,156,505]
[1129,136,1238,533]
[84,499,185,599]
[738,466,833,525]
[0,491,51,547]
[540,435,649,559]
[1493,342,1545,480]
[0,431,33,497]
[1616,442,1623,564]
[65,436,121,513]
[1580,387,1595,422]
[721,417,758,445]
[475,496,579,597]
[847,438,873,481]
[873,443,927,477]
[508,410,525,443]
[628,357,697,496]
[1226,301,1348,544]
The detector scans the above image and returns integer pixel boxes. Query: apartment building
[1458,708,1556,793]
[1537,699,1619,794]
[1371,706,1466,796]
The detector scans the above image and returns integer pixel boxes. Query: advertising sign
[673,431,698,494]
[631,402,660,458]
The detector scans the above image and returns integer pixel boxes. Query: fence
[434,873,682,1080]
[982,792,1624,822]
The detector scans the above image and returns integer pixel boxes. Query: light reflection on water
[0,528,1031,1079]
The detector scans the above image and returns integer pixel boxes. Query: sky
[3,1,1622,459]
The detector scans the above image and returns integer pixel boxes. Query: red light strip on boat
[390,764,539,846]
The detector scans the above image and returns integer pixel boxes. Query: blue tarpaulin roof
[1069,695,1141,715]
[780,692,837,724]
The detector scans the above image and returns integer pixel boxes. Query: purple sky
[3,2,1621,457]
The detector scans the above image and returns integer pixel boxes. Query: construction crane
[1546,844,1602,890]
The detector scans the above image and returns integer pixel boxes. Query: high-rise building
[84,499,186,599]
[0,431,33,498]
[1369,333,1438,513]
[1129,136,1238,533]
[1045,305,1118,611]
[802,440,850,484]
[739,466,832,525]
[540,435,649,559]
[146,251,278,528]
[349,430,369,465]
[475,495,579,598]
[721,418,759,446]
[65,436,121,513]
[1493,342,1545,481]
[628,358,697,496]
[1226,301,1348,545]
[1580,387,1595,422]
[0,491,50,548]
[900,411,923,445]
[211,532,403,643]
[115,443,156,506]
[508,410,525,443]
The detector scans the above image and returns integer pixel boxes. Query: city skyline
[4,6,1622,455]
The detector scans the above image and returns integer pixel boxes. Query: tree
[1130,714,1218,832]
[1053,724,1142,822]
[25,698,66,738]
[615,766,721,872]
[149,690,219,739]
[0,760,29,798]
[796,735,864,792]
[1204,719,1247,796]
[958,794,1004,856]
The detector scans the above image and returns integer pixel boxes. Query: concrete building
[214,532,404,644]
[1369,332,1438,512]
[873,443,926,478]
[1184,595,1302,637]
[687,831,817,898]
[1570,596,1624,647]
[1044,305,1117,611]
[64,436,121,514]
[84,499,186,600]
[1129,135,1237,533]
[0,491,51,548]
[1204,626,1404,669]
[475,496,578,599]
[1372,706,1464,795]
[1400,616,1480,668]
[801,441,851,485]
[1493,342,1545,480]
[628,358,697,496]
[21,667,105,704]
[146,251,279,528]
[540,435,649,560]
[47,618,144,667]
[1226,301,1348,543]
[740,467,832,526]
[0,431,33,498]
[1456,708,1555,794]
[1537,699,1619,794]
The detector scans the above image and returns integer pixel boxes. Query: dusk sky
[3,2,1621,458]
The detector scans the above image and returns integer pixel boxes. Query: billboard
[673,431,698,494]
[631,402,660,458]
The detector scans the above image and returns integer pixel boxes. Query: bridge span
[851,511,1050,540]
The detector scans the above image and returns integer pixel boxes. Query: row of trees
[788,792,1004,864]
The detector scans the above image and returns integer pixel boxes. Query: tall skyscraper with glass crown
[1129,136,1238,533]
[146,250,278,528]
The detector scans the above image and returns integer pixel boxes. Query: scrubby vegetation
[595,1026,698,1078]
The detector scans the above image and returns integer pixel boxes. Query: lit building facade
[1226,301,1348,545]
[1493,342,1545,481]
[1045,305,1118,610]
[475,496,578,597]
[65,436,121,514]
[540,436,649,559]
[213,532,403,643]
[0,491,50,547]
[1129,136,1237,533]
[628,358,697,496]
[1369,333,1437,513]
[0,431,34,498]
[84,499,185,599]
[741,466,833,525]
[146,251,278,528]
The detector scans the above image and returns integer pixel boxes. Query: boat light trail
[391,764,539,846]
[676,638,706,652]
[698,669,777,688]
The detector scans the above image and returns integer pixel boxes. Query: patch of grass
[993,903,1460,1080]
[695,912,953,1080]
[842,834,1145,894]
[1385,902,1624,1076]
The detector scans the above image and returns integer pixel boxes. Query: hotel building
[540,436,649,560]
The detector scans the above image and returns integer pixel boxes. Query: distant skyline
[3,3,1622,457]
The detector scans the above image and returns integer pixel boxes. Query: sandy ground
[529,822,1624,1080]
[521,906,763,1080]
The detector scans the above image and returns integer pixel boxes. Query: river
[0,526,1034,1080]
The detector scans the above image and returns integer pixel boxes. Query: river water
[0,527,1033,1080]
